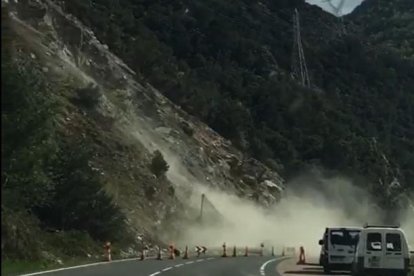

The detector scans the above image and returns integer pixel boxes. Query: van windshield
[330,230,360,246]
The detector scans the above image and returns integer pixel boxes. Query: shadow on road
[284,271,350,275]
[303,267,323,271]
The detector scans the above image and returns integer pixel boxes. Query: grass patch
[2,260,49,276]
[1,252,138,276]
[1,257,108,276]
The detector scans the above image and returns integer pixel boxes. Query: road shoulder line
[260,256,291,276]
[19,257,142,276]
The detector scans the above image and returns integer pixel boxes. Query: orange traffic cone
[169,244,175,260]
[104,242,112,262]
[157,247,162,260]
[140,248,145,261]
[183,246,189,259]
[244,246,248,257]
[297,246,306,265]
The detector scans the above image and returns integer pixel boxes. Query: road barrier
[104,242,112,262]
[195,245,207,257]
[205,244,275,257]
[168,244,175,260]
[222,243,227,257]
[183,246,189,259]
[130,243,285,262]
[156,247,162,260]
[139,248,145,261]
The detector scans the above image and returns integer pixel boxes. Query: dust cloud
[400,195,414,248]
[129,116,412,255]
[173,174,386,257]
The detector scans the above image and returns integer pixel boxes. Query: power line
[291,8,311,88]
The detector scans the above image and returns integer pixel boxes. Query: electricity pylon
[291,8,311,88]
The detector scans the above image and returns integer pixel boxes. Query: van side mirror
[319,240,324,245]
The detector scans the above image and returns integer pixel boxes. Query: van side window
[367,233,382,251]
[386,233,402,251]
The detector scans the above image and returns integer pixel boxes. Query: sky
[305,0,364,15]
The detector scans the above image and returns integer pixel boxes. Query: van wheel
[323,265,331,274]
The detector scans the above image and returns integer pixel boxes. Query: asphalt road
[276,258,351,276]
[22,256,287,276]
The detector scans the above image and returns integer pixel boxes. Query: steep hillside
[2,0,284,266]
[2,0,413,270]
[349,0,414,59]
[57,0,414,201]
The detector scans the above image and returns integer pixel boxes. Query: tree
[35,139,127,242]
[150,150,169,178]
[2,55,58,211]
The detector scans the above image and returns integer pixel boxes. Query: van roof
[326,227,362,231]
[361,227,403,231]
[363,224,400,229]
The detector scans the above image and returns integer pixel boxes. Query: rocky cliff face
[4,0,284,247]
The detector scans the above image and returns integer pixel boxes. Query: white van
[319,227,362,273]
[351,225,411,276]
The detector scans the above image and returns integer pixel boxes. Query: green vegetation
[150,150,170,178]
[74,83,102,109]
[1,14,131,264]
[2,254,108,276]
[59,0,414,205]
[350,0,414,59]
[2,260,49,276]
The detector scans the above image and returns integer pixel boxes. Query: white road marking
[19,257,141,276]
[260,258,278,276]
[162,267,172,272]
[22,256,214,276]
